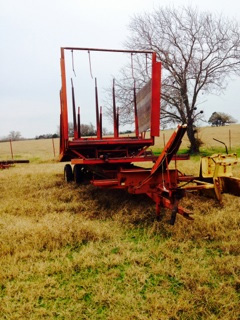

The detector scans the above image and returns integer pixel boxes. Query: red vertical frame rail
[60,48,69,157]
[151,52,161,138]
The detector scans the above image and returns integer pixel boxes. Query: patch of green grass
[152,146,240,160]
[167,275,184,296]
[29,156,42,163]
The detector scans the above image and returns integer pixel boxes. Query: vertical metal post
[100,106,103,139]
[150,52,161,138]
[117,107,119,137]
[112,79,118,138]
[95,78,101,138]
[9,139,13,160]
[71,78,78,139]
[52,138,56,157]
[78,107,81,138]
[133,80,139,137]
[60,48,69,148]
[229,129,231,152]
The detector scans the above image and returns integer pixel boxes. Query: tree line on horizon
[208,112,237,127]
[1,112,238,143]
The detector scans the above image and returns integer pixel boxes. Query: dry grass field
[153,124,240,156]
[0,125,240,319]
[0,138,59,162]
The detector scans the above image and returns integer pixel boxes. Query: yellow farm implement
[180,153,240,203]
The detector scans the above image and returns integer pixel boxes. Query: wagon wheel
[73,164,83,184]
[64,164,73,182]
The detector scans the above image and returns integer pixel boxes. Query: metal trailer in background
[0,160,29,169]
[59,47,240,224]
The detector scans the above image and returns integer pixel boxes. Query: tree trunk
[186,124,199,153]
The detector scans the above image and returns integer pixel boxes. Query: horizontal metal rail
[0,160,29,164]
[71,156,158,165]
[63,47,154,54]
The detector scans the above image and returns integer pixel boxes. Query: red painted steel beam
[150,53,161,137]
[60,48,69,155]
[71,78,78,139]
[68,138,154,146]
[151,125,187,175]
[146,193,193,220]
[91,179,119,187]
[133,81,139,137]
[63,47,154,54]
[71,156,158,165]
[95,78,102,139]
[112,79,119,138]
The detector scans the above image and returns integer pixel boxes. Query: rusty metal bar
[151,125,187,176]
[63,47,153,54]
[71,149,86,160]
[0,160,29,164]
[213,138,228,154]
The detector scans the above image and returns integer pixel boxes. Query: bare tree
[8,131,21,141]
[105,55,152,127]
[124,6,240,152]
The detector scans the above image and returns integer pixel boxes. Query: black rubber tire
[73,164,83,184]
[64,164,73,182]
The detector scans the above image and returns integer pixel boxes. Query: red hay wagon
[59,47,192,224]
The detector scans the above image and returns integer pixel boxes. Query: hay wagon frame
[59,47,240,224]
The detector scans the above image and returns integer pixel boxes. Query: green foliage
[153,146,240,158]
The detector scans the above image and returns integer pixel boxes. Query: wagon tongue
[151,124,187,175]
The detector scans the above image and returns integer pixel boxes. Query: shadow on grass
[73,184,157,226]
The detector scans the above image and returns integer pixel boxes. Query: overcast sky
[1,0,240,138]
